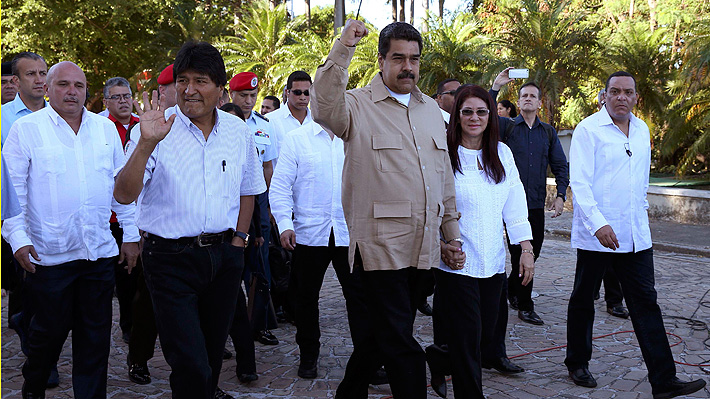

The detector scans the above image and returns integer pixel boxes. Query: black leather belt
[143,230,235,247]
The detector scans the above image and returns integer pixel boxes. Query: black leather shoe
[418,302,433,316]
[21,382,45,399]
[237,372,258,383]
[298,359,318,379]
[569,367,597,388]
[122,331,131,344]
[509,296,519,310]
[369,367,388,385]
[46,363,59,388]
[482,357,524,374]
[607,304,629,319]
[518,310,544,325]
[425,344,450,398]
[594,291,600,301]
[128,363,151,385]
[214,387,235,399]
[652,377,706,399]
[254,330,279,345]
[223,349,233,359]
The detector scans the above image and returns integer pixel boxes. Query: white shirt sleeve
[240,123,267,196]
[269,134,298,235]
[500,145,532,244]
[109,130,140,243]
[1,123,34,253]
[570,123,608,236]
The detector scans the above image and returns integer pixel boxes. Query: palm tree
[495,0,600,127]
[418,13,492,96]
[215,1,295,98]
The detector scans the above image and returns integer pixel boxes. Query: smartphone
[509,68,529,79]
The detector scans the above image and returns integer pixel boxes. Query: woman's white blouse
[440,143,533,278]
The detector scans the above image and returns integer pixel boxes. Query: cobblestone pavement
[3,224,710,398]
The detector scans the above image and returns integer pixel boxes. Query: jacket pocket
[373,135,406,173]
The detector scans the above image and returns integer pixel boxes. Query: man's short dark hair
[11,52,46,76]
[605,71,637,91]
[378,22,423,57]
[519,81,542,99]
[103,77,131,98]
[286,71,311,90]
[264,95,281,109]
[436,78,460,95]
[173,41,227,87]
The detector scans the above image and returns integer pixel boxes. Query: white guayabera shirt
[570,106,653,253]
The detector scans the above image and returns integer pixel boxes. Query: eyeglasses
[439,90,456,96]
[106,93,132,101]
[624,142,632,157]
[290,89,309,96]
[460,108,490,117]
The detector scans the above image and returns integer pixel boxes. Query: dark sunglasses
[460,108,490,117]
[290,89,310,96]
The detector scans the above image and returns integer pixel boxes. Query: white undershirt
[385,86,411,107]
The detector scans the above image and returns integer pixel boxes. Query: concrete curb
[545,228,710,258]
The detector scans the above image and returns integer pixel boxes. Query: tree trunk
[628,0,634,19]
[391,0,397,22]
[399,0,405,21]
[422,0,429,31]
[438,0,444,19]
[648,0,657,31]
[305,0,311,28]
[410,0,414,23]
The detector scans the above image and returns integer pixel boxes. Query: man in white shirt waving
[114,42,266,399]
[269,121,378,392]
[565,71,706,398]
[2,61,140,399]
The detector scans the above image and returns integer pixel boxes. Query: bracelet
[447,238,464,246]
[521,249,534,256]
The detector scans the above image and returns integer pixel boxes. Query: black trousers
[22,257,115,398]
[2,237,24,318]
[507,208,544,311]
[433,270,508,399]
[565,248,676,389]
[110,222,139,335]
[357,261,428,399]
[128,263,158,365]
[228,285,256,375]
[142,237,243,399]
[594,266,625,306]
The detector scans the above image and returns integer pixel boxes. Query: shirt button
[426,186,430,190]
[426,206,430,210]
[417,146,421,150]
[413,126,417,130]
[425,227,429,231]
[422,165,426,170]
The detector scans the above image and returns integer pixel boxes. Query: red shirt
[107,113,139,223]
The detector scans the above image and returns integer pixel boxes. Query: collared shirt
[1,93,48,147]
[107,113,139,148]
[502,114,569,209]
[270,104,314,165]
[245,110,278,164]
[2,106,140,266]
[126,106,266,239]
[270,121,348,247]
[570,106,652,253]
[440,144,532,278]
[312,39,460,271]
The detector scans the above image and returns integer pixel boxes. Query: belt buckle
[196,233,212,247]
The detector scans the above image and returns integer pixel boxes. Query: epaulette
[254,111,269,122]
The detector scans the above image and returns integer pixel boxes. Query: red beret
[157,64,174,85]
[230,72,259,92]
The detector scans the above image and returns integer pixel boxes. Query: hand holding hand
[595,225,619,250]
[341,19,369,47]
[441,240,466,270]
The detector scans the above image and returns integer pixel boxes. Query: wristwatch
[447,238,464,246]
[235,231,250,247]
[556,193,566,202]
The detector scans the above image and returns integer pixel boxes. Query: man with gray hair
[102,76,141,345]
[3,61,140,398]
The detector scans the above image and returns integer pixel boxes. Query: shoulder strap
[541,122,555,146]
[503,118,515,143]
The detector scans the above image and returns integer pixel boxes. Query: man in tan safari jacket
[312,19,465,399]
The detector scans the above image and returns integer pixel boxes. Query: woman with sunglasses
[427,84,534,398]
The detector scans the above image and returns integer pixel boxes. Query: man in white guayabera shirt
[2,61,140,399]
[565,71,706,399]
